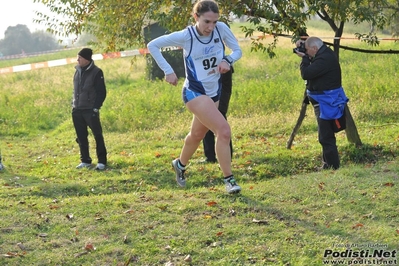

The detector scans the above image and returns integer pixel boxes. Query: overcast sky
[0,0,52,39]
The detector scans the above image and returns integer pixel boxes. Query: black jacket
[300,45,341,92]
[73,60,106,109]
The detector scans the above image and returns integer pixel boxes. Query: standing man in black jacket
[72,48,107,170]
[295,37,348,170]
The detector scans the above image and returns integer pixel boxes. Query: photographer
[294,37,348,170]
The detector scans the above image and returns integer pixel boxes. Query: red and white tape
[0,48,149,75]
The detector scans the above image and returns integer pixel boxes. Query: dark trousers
[72,109,107,165]
[313,104,340,169]
[203,68,233,161]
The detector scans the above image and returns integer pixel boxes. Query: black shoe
[317,163,338,171]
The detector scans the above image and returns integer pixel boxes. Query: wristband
[222,56,232,65]
[221,59,231,66]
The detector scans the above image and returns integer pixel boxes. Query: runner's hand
[218,61,230,74]
[165,73,178,86]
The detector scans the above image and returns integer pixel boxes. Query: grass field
[0,23,399,265]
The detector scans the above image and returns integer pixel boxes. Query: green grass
[0,26,399,265]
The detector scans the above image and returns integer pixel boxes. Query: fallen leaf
[124,209,134,214]
[352,223,364,229]
[157,205,168,211]
[16,243,26,251]
[210,241,222,247]
[252,219,269,225]
[184,255,192,262]
[84,243,96,251]
[124,255,138,265]
[216,231,223,236]
[155,152,161,158]
[362,212,373,219]
[74,251,88,258]
[384,182,394,187]
[206,201,217,207]
[318,182,325,190]
[325,223,330,228]
[3,252,20,258]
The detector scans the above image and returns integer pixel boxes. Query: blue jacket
[307,87,349,120]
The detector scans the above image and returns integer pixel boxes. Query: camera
[293,42,306,54]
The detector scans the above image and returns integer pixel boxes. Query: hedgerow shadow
[225,142,398,184]
[340,142,397,165]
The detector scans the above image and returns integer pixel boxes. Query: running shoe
[224,176,241,194]
[172,159,186,187]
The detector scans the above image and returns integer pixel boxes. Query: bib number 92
[203,57,217,70]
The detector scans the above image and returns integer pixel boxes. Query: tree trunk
[286,91,308,149]
[343,105,362,147]
[287,95,362,149]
